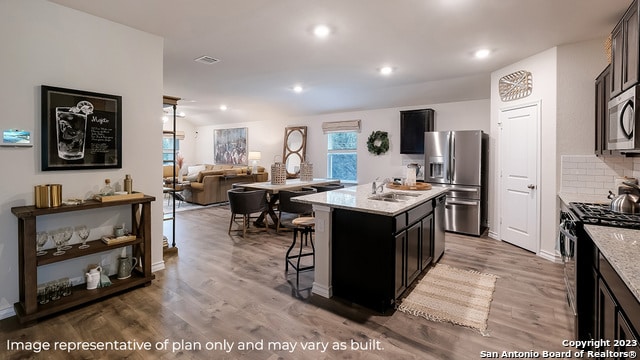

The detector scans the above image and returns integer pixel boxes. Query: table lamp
[248,151,261,175]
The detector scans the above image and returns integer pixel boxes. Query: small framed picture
[1,129,33,147]
[41,85,122,171]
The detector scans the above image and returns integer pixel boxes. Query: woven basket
[604,34,612,64]
[300,162,313,181]
[271,157,286,185]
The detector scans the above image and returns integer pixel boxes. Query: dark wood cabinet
[595,65,611,155]
[421,214,434,269]
[400,108,434,154]
[618,312,640,354]
[332,200,435,312]
[394,231,406,298]
[406,222,421,286]
[577,231,640,356]
[11,196,155,324]
[611,0,640,97]
[597,278,617,355]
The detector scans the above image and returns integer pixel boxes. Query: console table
[11,195,155,324]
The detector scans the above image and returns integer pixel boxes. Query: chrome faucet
[372,177,390,194]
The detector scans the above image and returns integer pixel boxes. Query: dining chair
[277,187,316,232]
[311,183,344,192]
[227,188,268,237]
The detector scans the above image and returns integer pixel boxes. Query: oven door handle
[559,227,577,243]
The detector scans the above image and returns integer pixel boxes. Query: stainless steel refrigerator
[424,130,488,236]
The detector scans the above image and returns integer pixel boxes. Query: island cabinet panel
[332,200,434,313]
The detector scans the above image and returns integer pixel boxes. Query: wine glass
[51,229,66,256]
[60,226,73,250]
[75,225,90,249]
[36,231,49,256]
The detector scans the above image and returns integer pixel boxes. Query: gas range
[569,202,640,229]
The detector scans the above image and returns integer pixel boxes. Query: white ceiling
[50,0,630,125]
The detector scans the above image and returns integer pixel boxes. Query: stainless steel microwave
[608,85,640,151]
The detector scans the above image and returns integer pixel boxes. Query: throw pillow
[187,165,206,177]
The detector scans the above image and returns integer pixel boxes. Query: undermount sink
[368,192,420,202]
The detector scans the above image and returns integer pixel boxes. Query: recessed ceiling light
[474,49,491,59]
[313,24,331,38]
[220,105,228,111]
[293,85,303,93]
[379,66,394,75]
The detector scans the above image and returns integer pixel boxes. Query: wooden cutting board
[386,183,432,191]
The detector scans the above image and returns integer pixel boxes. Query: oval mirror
[286,130,304,152]
[285,153,302,175]
[282,126,307,178]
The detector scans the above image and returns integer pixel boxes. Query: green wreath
[367,130,389,155]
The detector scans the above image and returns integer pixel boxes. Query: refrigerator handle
[450,134,455,182]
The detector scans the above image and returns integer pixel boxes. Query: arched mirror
[282,126,307,178]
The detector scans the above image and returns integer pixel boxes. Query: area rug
[397,263,498,335]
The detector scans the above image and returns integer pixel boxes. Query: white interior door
[499,103,539,253]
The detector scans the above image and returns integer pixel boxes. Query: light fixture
[474,49,491,59]
[293,85,303,93]
[379,66,394,75]
[313,24,331,38]
[248,151,261,174]
[220,105,228,111]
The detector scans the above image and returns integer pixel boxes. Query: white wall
[557,39,609,157]
[490,47,558,259]
[287,99,490,184]
[490,39,607,260]
[0,0,164,318]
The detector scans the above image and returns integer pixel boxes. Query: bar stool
[285,216,315,286]
[278,188,316,285]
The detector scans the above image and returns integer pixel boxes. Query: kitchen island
[294,183,448,312]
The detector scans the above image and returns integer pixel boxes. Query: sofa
[183,164,268,205]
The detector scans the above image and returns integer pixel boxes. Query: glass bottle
[100,179,114,196]
[124,174,133,194]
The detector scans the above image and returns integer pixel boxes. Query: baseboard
[152,260,166,272]
[311,283,332,298]
[538,249,561,263]
[488,230,499,240]
[0,305,15,320]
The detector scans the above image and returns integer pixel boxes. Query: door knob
[527,184,536,189]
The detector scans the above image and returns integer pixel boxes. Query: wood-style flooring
[0,205,573,359]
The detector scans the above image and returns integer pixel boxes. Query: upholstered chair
[227,188,268,237]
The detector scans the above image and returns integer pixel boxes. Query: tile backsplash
[561,155,640,195]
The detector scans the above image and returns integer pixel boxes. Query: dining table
[235,178,340,227]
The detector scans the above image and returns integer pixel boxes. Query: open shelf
[14,272,154,323]
[36,238,142,266]
[11,195,155,324]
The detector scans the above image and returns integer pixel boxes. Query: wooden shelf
[14,272,154,323]
[11,196,155,324]
[36,238,142,266]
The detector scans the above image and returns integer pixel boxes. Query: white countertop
[557,192,609,206]
[584,225,640,303]
[293,183,449,216]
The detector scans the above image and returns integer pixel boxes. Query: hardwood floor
[1,205,573,359]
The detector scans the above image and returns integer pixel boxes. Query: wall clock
[499,70,532,101]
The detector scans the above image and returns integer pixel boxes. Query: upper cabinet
[595,65,612,155]
[400,109,434,154]
[611,0,639,97]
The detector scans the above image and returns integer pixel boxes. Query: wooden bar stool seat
[285,216,315,286]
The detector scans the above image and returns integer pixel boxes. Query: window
[162,137,180,165]
[327,132,357,182]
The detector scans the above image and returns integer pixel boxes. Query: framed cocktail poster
[41,85,122,170]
